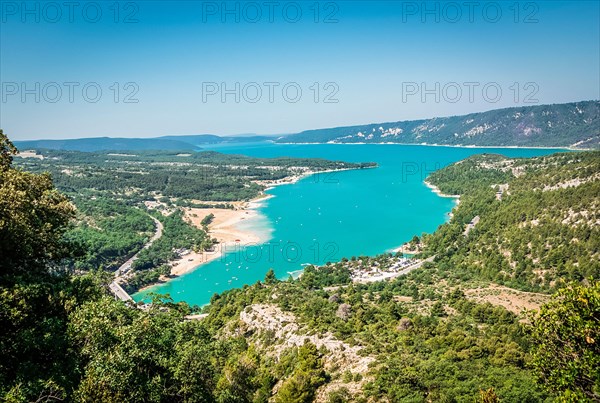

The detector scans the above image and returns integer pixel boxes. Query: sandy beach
[167,197,273,277]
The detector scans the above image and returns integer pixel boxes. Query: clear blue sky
[1,1,599,139]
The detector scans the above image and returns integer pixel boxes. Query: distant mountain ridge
[14,134,275,152]
[277,101,600,149]
[14,137,198,152]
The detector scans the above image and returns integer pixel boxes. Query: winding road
[109,215,164,302]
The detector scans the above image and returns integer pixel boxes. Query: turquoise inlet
[133,144,565,306]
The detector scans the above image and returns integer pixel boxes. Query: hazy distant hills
[14,137,199,152]
[277,101,600,149]
[15,135,275,152]
[160,134,273,144]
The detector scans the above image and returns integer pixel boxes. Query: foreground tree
[0,131,219,402]
[0,130,86,401]
[0,129,75,276]
[529,280,600,402]
[69,297,216,402]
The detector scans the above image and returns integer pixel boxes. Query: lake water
[133,143,564,306]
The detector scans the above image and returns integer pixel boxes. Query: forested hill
[424,151,600,291]
[277,100,600,148]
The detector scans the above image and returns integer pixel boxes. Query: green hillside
[424,151,600,291]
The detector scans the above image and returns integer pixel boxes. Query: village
[349,255,435,283]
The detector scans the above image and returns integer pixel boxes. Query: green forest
[1,131,598,402]
[16,149,374,202]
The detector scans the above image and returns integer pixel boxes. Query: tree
[201,213,215,229]
[214,349,263,403]
[275,343,327,403]
[70,298,216,402]
[478,388,500,403]
[430,301,446,317]
[529,281,600,401]
[0,131,83,401]
[264,268,277,285]
[0,129,17,171]
[327,387,351,403]
[0,131,75,276]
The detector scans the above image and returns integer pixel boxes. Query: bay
[133,143,564,306]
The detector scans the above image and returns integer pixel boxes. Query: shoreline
[273,141,584,151]
[134,166,369,295]
[258,166,374,190]
[389,244,420,254]
[423,180,461,199]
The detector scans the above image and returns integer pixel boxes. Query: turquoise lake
[133,144,564,306]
